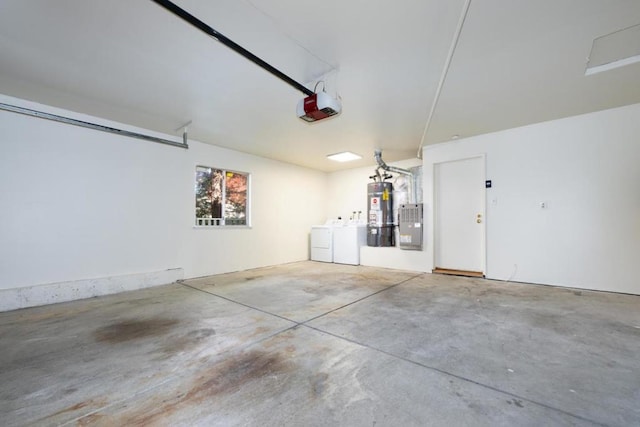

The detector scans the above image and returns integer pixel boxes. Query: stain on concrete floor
[115,349,294,426]
[93,318,180,344]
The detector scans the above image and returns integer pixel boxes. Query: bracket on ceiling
[175,120,192,146]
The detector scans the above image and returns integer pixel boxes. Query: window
[195,166,249,227]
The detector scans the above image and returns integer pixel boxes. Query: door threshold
[433,268,484,278]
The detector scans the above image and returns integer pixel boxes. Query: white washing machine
[333,224,367,265]
[310,225,334,262]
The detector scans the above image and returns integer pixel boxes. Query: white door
[434,156,485,273]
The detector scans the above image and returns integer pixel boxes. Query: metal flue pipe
[374,150,416,203]
[369,168,382,183]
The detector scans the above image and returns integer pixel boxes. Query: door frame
[432,154,487,275]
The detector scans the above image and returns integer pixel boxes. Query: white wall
[0,95,327,308]
[3,94,638,308]
[326,103,640,295]
[181,139,328,279]
[422,103,640,295]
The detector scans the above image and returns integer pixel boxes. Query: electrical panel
[398,204,423,250]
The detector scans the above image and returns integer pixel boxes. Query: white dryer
[310,225,333,262]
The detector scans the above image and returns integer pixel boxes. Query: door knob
[476,218,482,223]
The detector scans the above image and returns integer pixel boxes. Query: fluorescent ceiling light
[327,151,362,162]
[586,23,640,76]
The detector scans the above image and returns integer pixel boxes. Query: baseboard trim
[0,268,184,312]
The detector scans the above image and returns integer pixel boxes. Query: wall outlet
[540,201,547,209]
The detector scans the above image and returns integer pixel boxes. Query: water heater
[367,182,394,247]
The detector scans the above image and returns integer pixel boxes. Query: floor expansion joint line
[300,273,424,325]
[303,324,607,427]
[179,282,299,325]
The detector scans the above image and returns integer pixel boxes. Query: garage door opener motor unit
[297,92,342,123]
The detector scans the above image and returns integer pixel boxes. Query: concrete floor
[1,262,639,426]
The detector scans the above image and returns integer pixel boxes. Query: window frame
[194,165,251,228]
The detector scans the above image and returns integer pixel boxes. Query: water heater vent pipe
[374,150,416,203]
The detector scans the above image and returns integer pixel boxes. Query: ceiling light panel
[327,151,362,162]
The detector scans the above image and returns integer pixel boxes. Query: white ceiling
[1,0,639,171]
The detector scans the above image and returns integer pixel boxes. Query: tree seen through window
[195,166,248,226]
